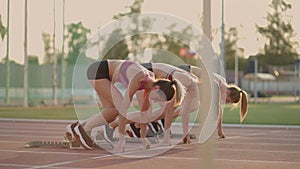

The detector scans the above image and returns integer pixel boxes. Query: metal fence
[0,63,93,106]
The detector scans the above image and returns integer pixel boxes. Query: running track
[0,120,299,169]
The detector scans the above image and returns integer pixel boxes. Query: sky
[0,0,299,64]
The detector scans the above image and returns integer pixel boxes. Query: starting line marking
[0,149,107,156]
[216,158,300,165]
[218,148,300,154]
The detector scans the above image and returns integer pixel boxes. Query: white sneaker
[65,122,78,141]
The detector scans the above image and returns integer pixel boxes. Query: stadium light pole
[221,0,226,72]
[201,1,214,169]
[61,0,66,104]
[52,0,57,105]
[254,58,258,103]
[234,44,238,85]
[23,0,28,107]
[5,0,10,104]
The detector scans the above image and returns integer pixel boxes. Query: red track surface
[0,120,299,169]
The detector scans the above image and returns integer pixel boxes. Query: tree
[164,24,199,65]
[102,28,129,60]
[41,32,63,64]
[28,55,39,65]
[65,22,91,64]
[256,0,299,66]
[111,0,147,60]
[222,27,247,71]
[113,0,144,19]
[41,32,53,64]
[108,0,198,65]
[0,14,6,43]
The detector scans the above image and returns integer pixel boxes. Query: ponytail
[153,79,185,106]
[171,79,185,107]
[239,90,248,123]
[227,85,249,123]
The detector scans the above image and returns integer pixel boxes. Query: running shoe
[103,124,114,142]
[65,121,79,141]
[129,123,141,138]
[74,124,98,150]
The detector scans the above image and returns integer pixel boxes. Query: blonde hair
[172,79,186,106]
[227,85,248,123]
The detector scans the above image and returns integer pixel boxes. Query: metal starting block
[24,136,160,149]
[24,139,114,150]
[24,140,75,149]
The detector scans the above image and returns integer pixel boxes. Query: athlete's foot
[141,138,150,150]
[160,137,172,147]
[114,134,125,153]
[218,131,225,138]
[65,121,79,141]
[181,135,192,144]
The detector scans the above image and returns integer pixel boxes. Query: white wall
[242,78,300,95]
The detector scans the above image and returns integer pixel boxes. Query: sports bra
[118,61,154,90]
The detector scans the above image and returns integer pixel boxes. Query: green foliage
[0,107,77,120]
[41,32,63,65]
[256,0,299,66]
[28,55,39,65]
[1,103,299,125]
[113,0,144,19]
[0,14,6,41]
[41,32,53,64]
[102,29,129,60]
[65,22,91,64]
[102,0,198,65]
[220,27,248,72]
[222,103,300,125]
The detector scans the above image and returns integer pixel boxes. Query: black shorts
[178,64,191,72]
[141,63,153,72]
[87,60,110,80]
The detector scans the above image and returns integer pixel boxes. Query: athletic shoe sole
[74,125,94,150]
[65,122,78,141]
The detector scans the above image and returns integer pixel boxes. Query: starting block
[23,138,159,149]
[24,140,77,149]
[24,139,114,150]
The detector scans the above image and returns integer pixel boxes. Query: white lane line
[24,144,191,168]
[2,141,299,169]
[217,141,300,146]
[216,158,300,165]
[223,132,266,139]
[217,148,300,154]
[0,134,62,138]
[0,140,24,143]
[0,163,36,168]
[0,163,82,169]
[0,129,64,134]
[0,127,65,132]
[222,137,300,142]
[232,133,300,137]
[0,163,78,169]
[0,149,108,156]
[223,130,282,140]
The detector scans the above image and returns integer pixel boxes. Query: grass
[0,106,77,120]
[0,103,299,125]
[223,103,300,125]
